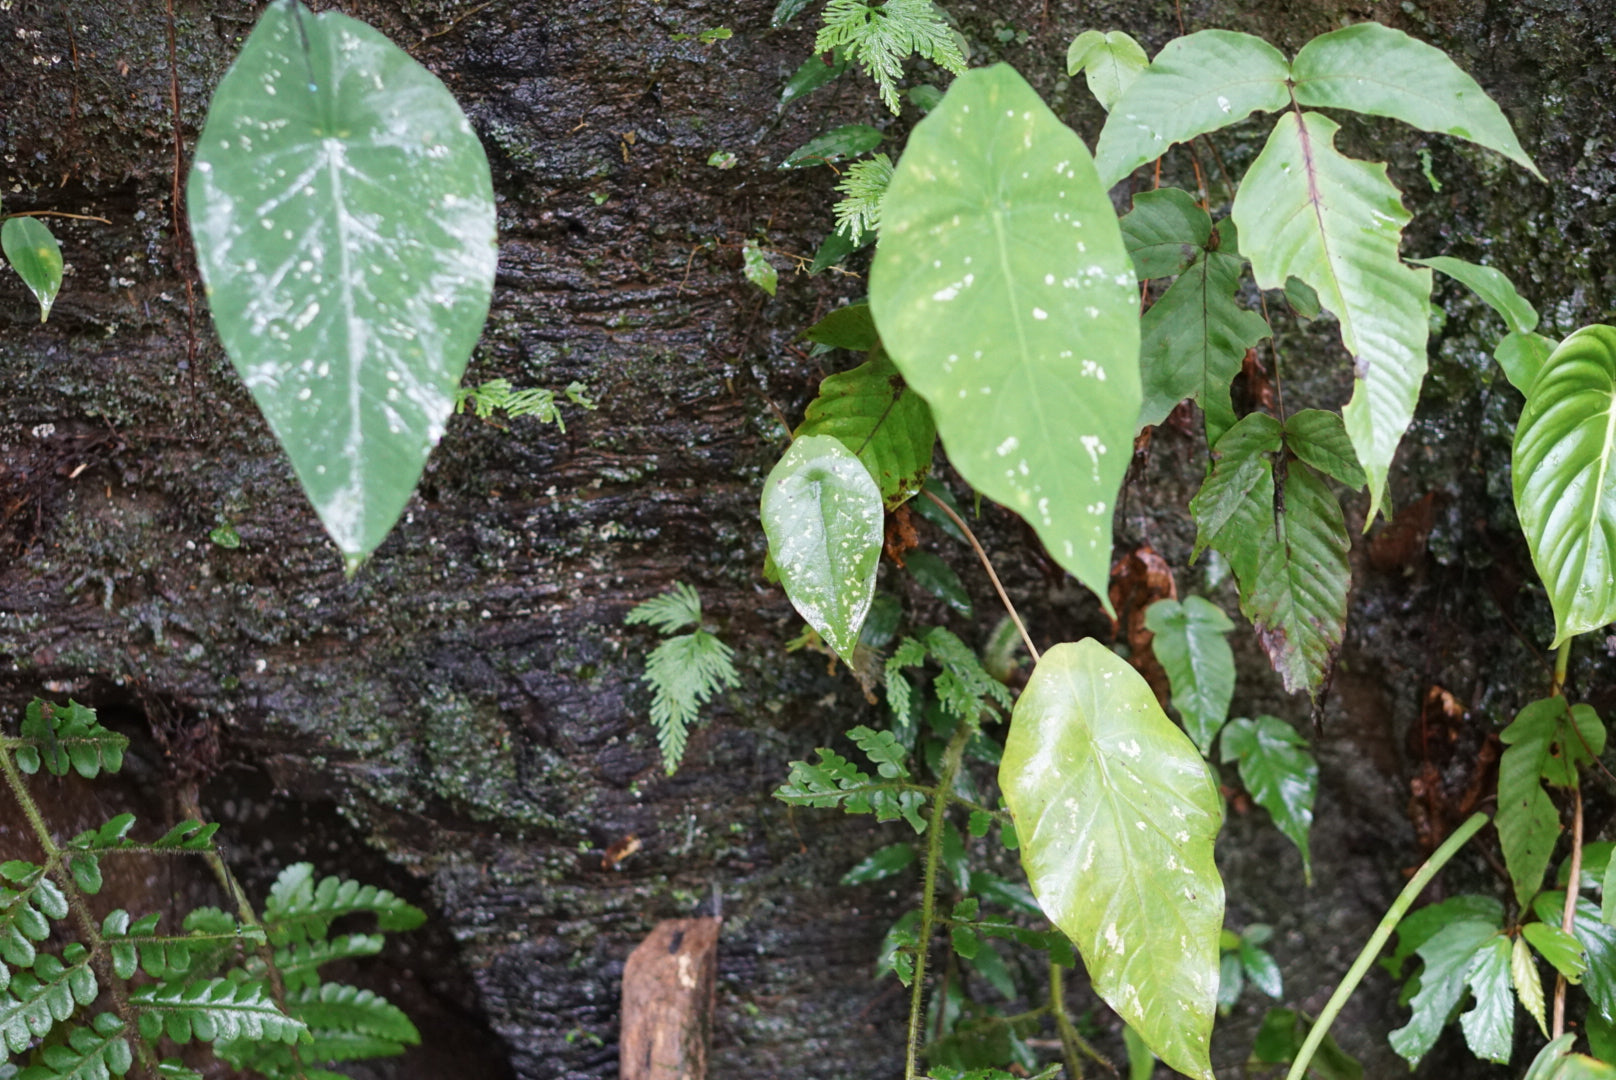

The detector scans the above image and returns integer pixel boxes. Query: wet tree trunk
[1,1,1613,1077]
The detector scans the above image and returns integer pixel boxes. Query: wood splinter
[620,917,720,1080]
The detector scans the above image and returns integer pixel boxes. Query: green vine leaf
[1,216,64,322]
[814,0,966,114]
[1523,921,1587,982]
[741,240,779,296]
[1458,934,1515,1064]
[1523,1035,1616,1079]
[1512,326,1616,645]
[1535,893,1616,1027]
[841,842,916,885]
[1119,187,1207,280]
[1141,596,1235,756]
[1231,110,1431,520]
[761,434,884,662]
[1497,697,1605,906]
[871,64,1140,611]
[1389,917,1504,1067]
[1189,412,1281,559]
[1283,409,1367,490]
[1066,30,1148,112]
[1496,331,1559,394]
[1412,255,1540,336]
[781,48,850,107]
[802,303,879,352]
[780,124,884,169]
[999,639,1223,1080]
[1515,933,1549,1038]
[1219,716,1318,883]
[1290,23,1542,179]
[1095,30,1291,189]
[794,347,936,510]
[187,0,497,569]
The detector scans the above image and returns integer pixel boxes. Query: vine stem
[1553,638,1572,696]
[1048,959,1111,1076]
[1553,787,1584,1038]
[906,719,973,1080]
[920,489,1040,664]
[1284,811,1489,1080]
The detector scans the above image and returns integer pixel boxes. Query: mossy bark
[1,1,1612,1077]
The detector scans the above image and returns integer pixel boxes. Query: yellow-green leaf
[1066,30,1148,112]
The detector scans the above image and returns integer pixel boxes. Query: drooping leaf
[742,240,779,296]
[761,434,884,662]
[1496,330,1559,395]
[1,216,64,322]
[1284,409,1367,490]
[780,48,850,107]
[1515,933,1549,1038]
[999,639,1224,1080]
[871,64,1140,611]
[841,842,916,885]
[1095,30,1292,189]
[1142,596,1235,755]
[1458,933,1515,1063]
[1497,697,1606,906]
[1512,325,1616,646]
[1239,940,1284,1000]
[188,0,497,568]
[1231,109,1432,520]
[1290,23,1542,180]
[779,124,884,169]
[1389,918,1504,1067]
[1412,255,1540,335]
[1066,30,1149,112]
[904,551,971,616]
[794,348,936,509]
[1219,716,1318,883]
[1119,187,1207,280]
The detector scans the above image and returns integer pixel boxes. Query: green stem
[1553,638,1572,696]
[1285,811,1489,1080]
[1049,959,1111,1077]
[906,720,973,1080]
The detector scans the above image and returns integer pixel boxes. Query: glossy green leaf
[841,842,916,885]
[999,639,1223,1080]
[803,303,879,351]
[1095,30,1291,189]
[1285,276,1323,319]
[1142,596,1235,755]
[1535,893,1616,1024]
[1592,1011,1616,1065]
[1386,895,1504,981]
[810,226,869,274]
[1066,30,1148,112]
[1523,920,1587,982]
[1284,409,1367,490]
[761,435,884,661]
[1498,696,1605,905]
[188,0,496,568]
[1458,933,1514,1063]
[1515,933,1549,1038]
[1512,325,1616,646]
[1190,413,1282,560]
[1413,255,1539,335]
[1220,716,1318,882]
[781,48,849,106]
[1119,187,1207,280]
[1,216,63,322]
[780,124,883,168]
[904,550,971,616]
[1240,941,1283,999]
[1605,853,1616,926]
[1231,110,1432,520]
[871,64,1140,610]
[1137,219,1271,436]
[794,347,936,509]
[742,240,778,296]
[1389,918,1504,1067]
[1496,330,1558,395]
[1290,23,1542,180]
[1525,1036,1616,1080]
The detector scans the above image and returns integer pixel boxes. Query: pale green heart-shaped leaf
[795,347,935,509]
[1066,30,1149,112]
[871,64,1140,610]
[1284,409,1366,490]
[1512,326,1616,646]
[761,434,883,661]
[1119,187,1208,280]
[1390,918,1504,1067]
[1,216,64,322]
[1459,933,1515,1063]
[1496,330,1558,395]
[1095,30,1291,189]
[1413,255,1539,335]
[1291,23,1542,180]
[1514,933,1549,1038]
[1142,596,1235,755]
[188,0,496,567]
[1498,697,1605,905]
[1220,715,1318,882]
[999,639,1224,1080]
[1232,110,1432,520]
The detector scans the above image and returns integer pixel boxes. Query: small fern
[832,152,894,246]
[626,583,740,774]
[456,378,597,431]
[815,0,965,113]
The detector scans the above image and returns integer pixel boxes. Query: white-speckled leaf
[870,64,1139,611]
[1512,325,1616,647]
[188,0,496,567]
[1231,111,1432,521]
[761,434,884,662]
[1000,639,1224,1080]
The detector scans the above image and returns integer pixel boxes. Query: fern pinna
[0,698,424,1078]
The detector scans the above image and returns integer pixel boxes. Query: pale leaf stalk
[921,489,1039,664]
[1553,786,1583,1039]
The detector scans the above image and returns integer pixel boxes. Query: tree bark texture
[1,1,1614,1077]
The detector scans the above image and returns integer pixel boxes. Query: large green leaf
[1283,409,1367,490]
[1231,110,1432,520]
[1497,696,1605,906]
[1219,716,1318,883]
[1290,23,1542,180]
[761,435,884,662]
[1066,30,1148,112]
[1512,326,1616,646]
[1,216,64,323]
[795,348,936,510]
[1189,412,1282,560]
[1535,893,1616,1025]
[1496,331,1559,395]
[188,0,497,568]
[1413,256,1540,336]
[1389,918,1504,1067]
[871,64,1139,609]
[1142,596,1235,755]
[999,639,1224,1079]
[1459,933,1515,1064]
[1095,30,1291,189]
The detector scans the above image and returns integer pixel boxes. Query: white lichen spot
[1032,307,1048,320]
[997,436,1019,456]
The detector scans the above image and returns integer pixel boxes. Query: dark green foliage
[262,862,427,944]
[12,700,126,778]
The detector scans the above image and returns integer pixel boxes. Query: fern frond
[832,153,894,246]
[102,910,261,982]
[774,748,926,830]
[289,982,420,1045]
[12,699,127,778]
[921,627,1013,720]
[0,860,66,980]
[625,581,703,634]
[1,946,97,1054]
[262,864,426,945]
[130,978,303,1045]
[265,933,386,993]
[642,630,740,773]
[455,378,596,432]
[815,0,965,112]
[847,725,910,778]
[15,1011,131,1080]
[155,1061,205,1080]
